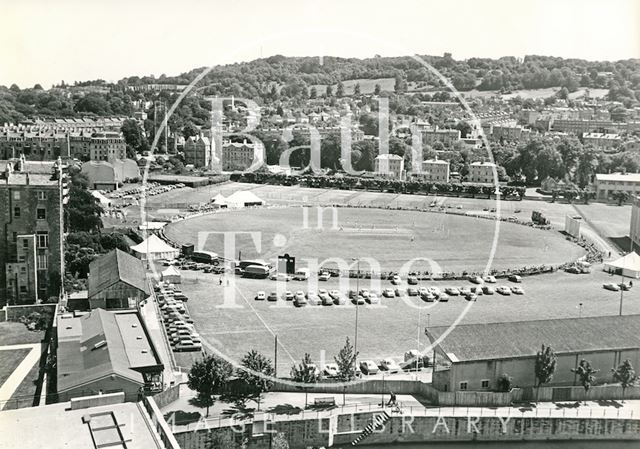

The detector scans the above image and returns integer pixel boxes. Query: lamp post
[578,302,583,318]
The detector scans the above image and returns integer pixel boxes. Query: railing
[169,400,639,433]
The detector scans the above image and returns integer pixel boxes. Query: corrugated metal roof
[88,249,149,298]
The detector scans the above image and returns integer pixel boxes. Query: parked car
[481,285,495,295]
[470,286,483,296]
[465,293,478,301]
[283,291,294,301]
[469,276,483,284]
[496,286,512,295]
[428,286,442,296]
[394,288,406,297]
[379,359,401,373]
[445,287,460,296]
[359,289,370,299]
[294,291,307,307]
[267,291,278,302]
[421,291,436,302]
[511,286,525,295]
[323,363,339,378]
[383,288,395,298]
[438,293,449,302]
[618,282,632,291]
[352,295,366,305]
[407,287,419,296]
[331,291,347,305]
[270,273,292,282]
[319,289,333,306]
[391,275,401,285]
[367,293,380,304]
[508,275,522,283]
[255,291,266,301]
[459,287,472,296]
[603,283,621,292]
[306,292,321,305]
[407,276,418,285]
[359,360,379,375]
[175,340,202,352]
[319,272,331,281]
[482,275,497,283]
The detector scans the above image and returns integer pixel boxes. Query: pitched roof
[605,252,640,271]
[88,249,149,298]
[130,234,179,255]
[57,309,162,393]
[428,314,640,363]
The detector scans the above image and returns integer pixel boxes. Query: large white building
[594,173,640,201]
[374,154,404,178]
[468,161,498,184]
[421,159,450,183]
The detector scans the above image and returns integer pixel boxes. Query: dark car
[407,276,418,285]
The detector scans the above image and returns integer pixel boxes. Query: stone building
[0,156,65,304]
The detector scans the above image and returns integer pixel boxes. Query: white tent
[161,265,182,284]
[604,252,640,279]
[211,193,228,207]
[131,234,180,261]
[226,190,265,208]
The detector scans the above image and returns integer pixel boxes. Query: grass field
[4,356,42,410]
[0,349,29,388]
[165,206,584,272]
[0,322,44,346]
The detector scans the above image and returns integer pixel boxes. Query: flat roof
[0,399,165,449]
[428,314,640,363]
[596,173,640,183]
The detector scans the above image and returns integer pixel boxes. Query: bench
[314,397,336,407]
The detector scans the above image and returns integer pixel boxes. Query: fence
[152,382,181,409]
[272,378,439,399]
[525,384,640,403]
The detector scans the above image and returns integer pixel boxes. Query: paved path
[0,343,42,410]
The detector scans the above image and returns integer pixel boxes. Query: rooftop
[57,309,162,393]
[88,249,149,298]
[428,314,640,363]
[0,395,170,449]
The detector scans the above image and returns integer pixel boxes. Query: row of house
[374,155,499,184]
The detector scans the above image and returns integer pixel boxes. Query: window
[12,191,20,200]
[37,254,47,270]
[37,191,46,201]
[37,208,46,220]
[20,286,27,293]
[22,239,28,249]
[36,233,48,249]
[12,232,17,242]
[13,207,20,218]
[459,381,468,391]
[481,380,490,389]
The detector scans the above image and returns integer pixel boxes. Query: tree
[187,354,233,417]
[354,83,361,95]
[497,373,513,392]
[612,191,630,206]
[309,86,317,99]
[237,350,274,410]
[290,353,319,407]
[572,359,599,403]
[325,84,333,97]
[121,119,147,156]
[66,182,103,233]
[534,344,557,402]
[336,82,345,97]
[334,337,358,382]
[374,83,381,95]
[182,122,199,139]
[612,359,638,402]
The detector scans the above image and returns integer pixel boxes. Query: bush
[497,373,513,392]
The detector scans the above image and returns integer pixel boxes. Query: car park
[379,358,401,373]
[359,360,379,375]
[603,283,620,292]
[383,288,395,298]
[497,286,512,295]
[482,275,497,283]
[255,291,266,300]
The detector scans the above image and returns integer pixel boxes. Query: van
[191,251,219,264]
[293,268,309,281]
[243,265,271,279]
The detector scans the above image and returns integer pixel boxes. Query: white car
[319,272,331,281]
[379,358,401,373]
[603,283,620,292]
[306,292,321,305]
[391,275,401,285]
[359,289,370,298]
[367,293,380,304]
[323,363,339,378]
[459,287,472,296]
[360,360,379,375]
[511,286,525,295]
[383,288,395,298]
[255,291,266,300]
[445,287,460,296]
[497,286,512,295]
[482,275,497,283]
[428,286,442,296]
[330,290,347,305]
[469,276,484,285]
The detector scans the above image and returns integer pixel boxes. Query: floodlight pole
[352,258,360,378]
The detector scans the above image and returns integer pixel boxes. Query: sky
[1,0,639,88]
